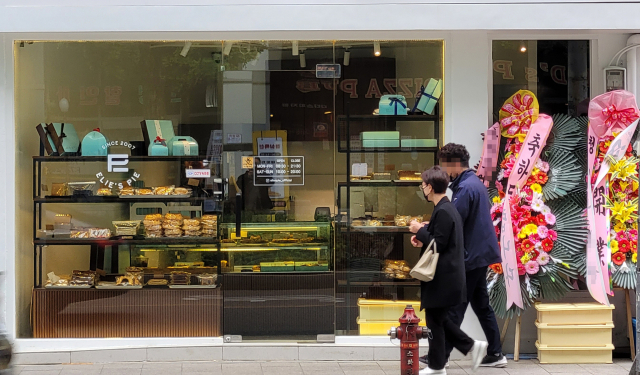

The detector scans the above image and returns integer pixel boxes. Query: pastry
[368,220,382,227]
[252,265,261,272]
[89,228,111,238]
[145,214,163,221]
[197,274,217,285]
[116,275,140,286]
[395,215,411,227]
[71,230,89,239]
[170,271,191,285]
[97,188,113,196]
[172,187,190,196]
[397,170,422,181]
[120,187,135,196]
[147,279,168,286]
[183,219,200,227]
[136,188,153,195]
[153,186,174,196]
[184,230,202,237]
[165,213,183,221]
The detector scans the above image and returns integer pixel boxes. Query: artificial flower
[531,199,544,212]
[612,252,626,266]
[611,239,619,254]
[631,241,637,253]
[545,213,556,226]
[614,221,627,233]
[518,263,526,276]
[540,161,550,173]
[537,253,550,266]
[538,226,549,239]
[534,242,543,251]
[548,230,558,241]
[633,253,638,263]
[521,239,535,252]
[535,173,548,184]
[530,183,542,194]
[521,254,531,264]
[490,263,503,274]
[619,239,631,253]
[541,205,551,215]
[525,224,538,235]
[525,260,540,275]
[541,238,554,252]
[492,196,501,204]
[535,214,547,227]
[617,160,637,181]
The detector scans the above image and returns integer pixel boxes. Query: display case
[218,221,331,273]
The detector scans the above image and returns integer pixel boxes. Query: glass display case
[218,222,332,273]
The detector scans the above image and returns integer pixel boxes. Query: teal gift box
[81,128,109,156]
[148,137,169,156]
[360,131,400,141]
[168,136,199,156]
[141,120,175,153]
[44,123,80,155]
[416,79,443,115]
[379,95,408,116]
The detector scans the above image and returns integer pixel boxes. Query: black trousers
[445,266,503,357]
[424,307,474,370]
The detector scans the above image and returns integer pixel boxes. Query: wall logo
[96,153,142,189]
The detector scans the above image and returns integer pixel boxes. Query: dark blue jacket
[449,169,502,271]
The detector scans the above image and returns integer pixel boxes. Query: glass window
[15,39,444,339]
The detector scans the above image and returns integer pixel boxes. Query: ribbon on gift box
[154,136,167,147]
[389,97,407,115]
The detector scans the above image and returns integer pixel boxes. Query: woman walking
[410,166,488,375]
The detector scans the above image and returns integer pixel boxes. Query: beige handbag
[410,239,438,282]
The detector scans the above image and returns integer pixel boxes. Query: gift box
[400,139,438,148]
[379,95,408,116]
[81,128,109,156]
[148,136,169,156]
[168,136,199,156]
[416,79,443,115]
[38,123,80,155]
[360,131,400,140]
[140,120,175,152]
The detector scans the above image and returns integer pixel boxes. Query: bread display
[172,187,190,196]
[116,275,141,286]
[397,170,422,181]
[97,187,113,196]
[383,260,413,280]
[120,187,135,196]
[112,221,140,236]
[197,274,217,286]
[136,188,153,195]
[170,271,191,285]
[147,279,168,286]
[153,186,174,195]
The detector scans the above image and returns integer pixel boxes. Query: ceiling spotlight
[374,41,381,57]
[292,41,299,56]
[520,42,527,53]
[300,50,306,68]
[223,41,233,56]
[344,48,351,66]
[180,41,192,57]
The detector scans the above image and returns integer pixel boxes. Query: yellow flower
[525,224,538,236]
[617,161,637,180]
[619,181,630,192]
[610,201,628,221]
[633,253,638,263]
[633,180,639,192]
[532,168,540,176]
[517,134,526,143]
[492,196,501,204]
[531,183,542,194]
[611,240,619,254]
[521,254,531,264]
[518,231,527,239]
[614,221,627,233]
[634,222,638,230]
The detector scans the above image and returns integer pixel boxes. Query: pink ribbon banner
[501,114,553,310]
[477,123,502,187]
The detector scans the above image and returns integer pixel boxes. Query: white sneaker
[470,340,489,372]
[419,367,447,375]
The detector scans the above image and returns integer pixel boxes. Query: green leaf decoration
[612,261,637,290]
[542,149,583,201]
[547,114,583,155]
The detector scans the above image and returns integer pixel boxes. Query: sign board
[242,156,254,169]
[316,64,341,79]
[227,133,242,144]
[254,156,304,186]
[185,169,211,178]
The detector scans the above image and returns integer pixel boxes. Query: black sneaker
[480,353,508,368]
[419,355,449,368]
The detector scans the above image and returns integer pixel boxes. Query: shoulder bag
[410,239,438,282]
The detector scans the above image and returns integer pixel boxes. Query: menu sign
[254,156,305,186]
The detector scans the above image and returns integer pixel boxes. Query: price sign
[316,64,341,79]
[254,156,305,186]
[186,169,211,178]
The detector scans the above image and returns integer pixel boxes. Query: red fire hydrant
[388,305,430,375]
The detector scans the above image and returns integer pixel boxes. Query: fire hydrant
[388,305,430,375]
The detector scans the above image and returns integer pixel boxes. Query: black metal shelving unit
[32,155,223,288]
[335,107,441,333]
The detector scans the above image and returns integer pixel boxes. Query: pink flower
[529,234,541,244]
[548,230,558,241]
[545,213,556,226]
[617,231,628,242]
[540,162,550,173]
[537,253,550,266]
[496,181,504,192]
[538,226,549,239]
[518,263,526,276]
[525,260,540,275]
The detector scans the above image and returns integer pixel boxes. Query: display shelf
[339,180,421,187]
[221,244,330,251]
[337,280,420,286]
[34,238,220,246]
[34,196,210,203]
[337,147,438,153]
[33,155,205,162]
[338,114,439,121]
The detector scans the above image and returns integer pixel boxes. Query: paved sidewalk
[12,359,633,375]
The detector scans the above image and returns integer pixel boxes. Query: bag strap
[428,238,438,254]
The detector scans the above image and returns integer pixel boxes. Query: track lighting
[292,41,299,56]
[374,41,381,57]
[180,42,192,57]
[300,50,306,68]
[223,41,233,56]
[344,48,350,66]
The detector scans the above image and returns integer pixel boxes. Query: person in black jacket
[410,166,488,375]
[419,143,506,369]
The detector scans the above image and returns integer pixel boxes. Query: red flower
[541,239,554,252]
[516,250,525,259]
[619,240,631,253]
[632,241,637,253]
[518,263,526,276]
[490,263,503,274]
[495,226,501,238]
[522,240,535,252]
[535,215,547,226]
[612,252,626,266]
[535,173,548,184]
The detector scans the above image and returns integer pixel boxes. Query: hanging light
[223,41,233,56]
[292,41,299,56]
[344,48,351,66]
[373,41,381,57]
[520,42,527,53]
[300,50,306,68]
[180,41,192,57]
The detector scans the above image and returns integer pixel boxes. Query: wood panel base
[32,288,222,338]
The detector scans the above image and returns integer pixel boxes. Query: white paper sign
[186,169,211,178]
[351,163,368,177]
[227,134,242,144]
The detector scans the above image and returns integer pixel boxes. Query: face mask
[423,186,432,202]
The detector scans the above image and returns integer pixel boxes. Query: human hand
[409,220,423,234]
[411,235,423,248]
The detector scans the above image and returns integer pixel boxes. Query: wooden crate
[536,321,613,347]
[535,302,614,325]
[536,342,614,364]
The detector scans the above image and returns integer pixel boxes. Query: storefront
[1,0,640,363]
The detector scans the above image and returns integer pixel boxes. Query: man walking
[420,143,507,368]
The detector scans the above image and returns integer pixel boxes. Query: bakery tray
[95,284,143,290]
[119,194,190,199]
[44,285,92,289]
[168,284,217,289]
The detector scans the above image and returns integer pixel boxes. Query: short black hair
[438,143,470,167]
[421,166,449,194]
